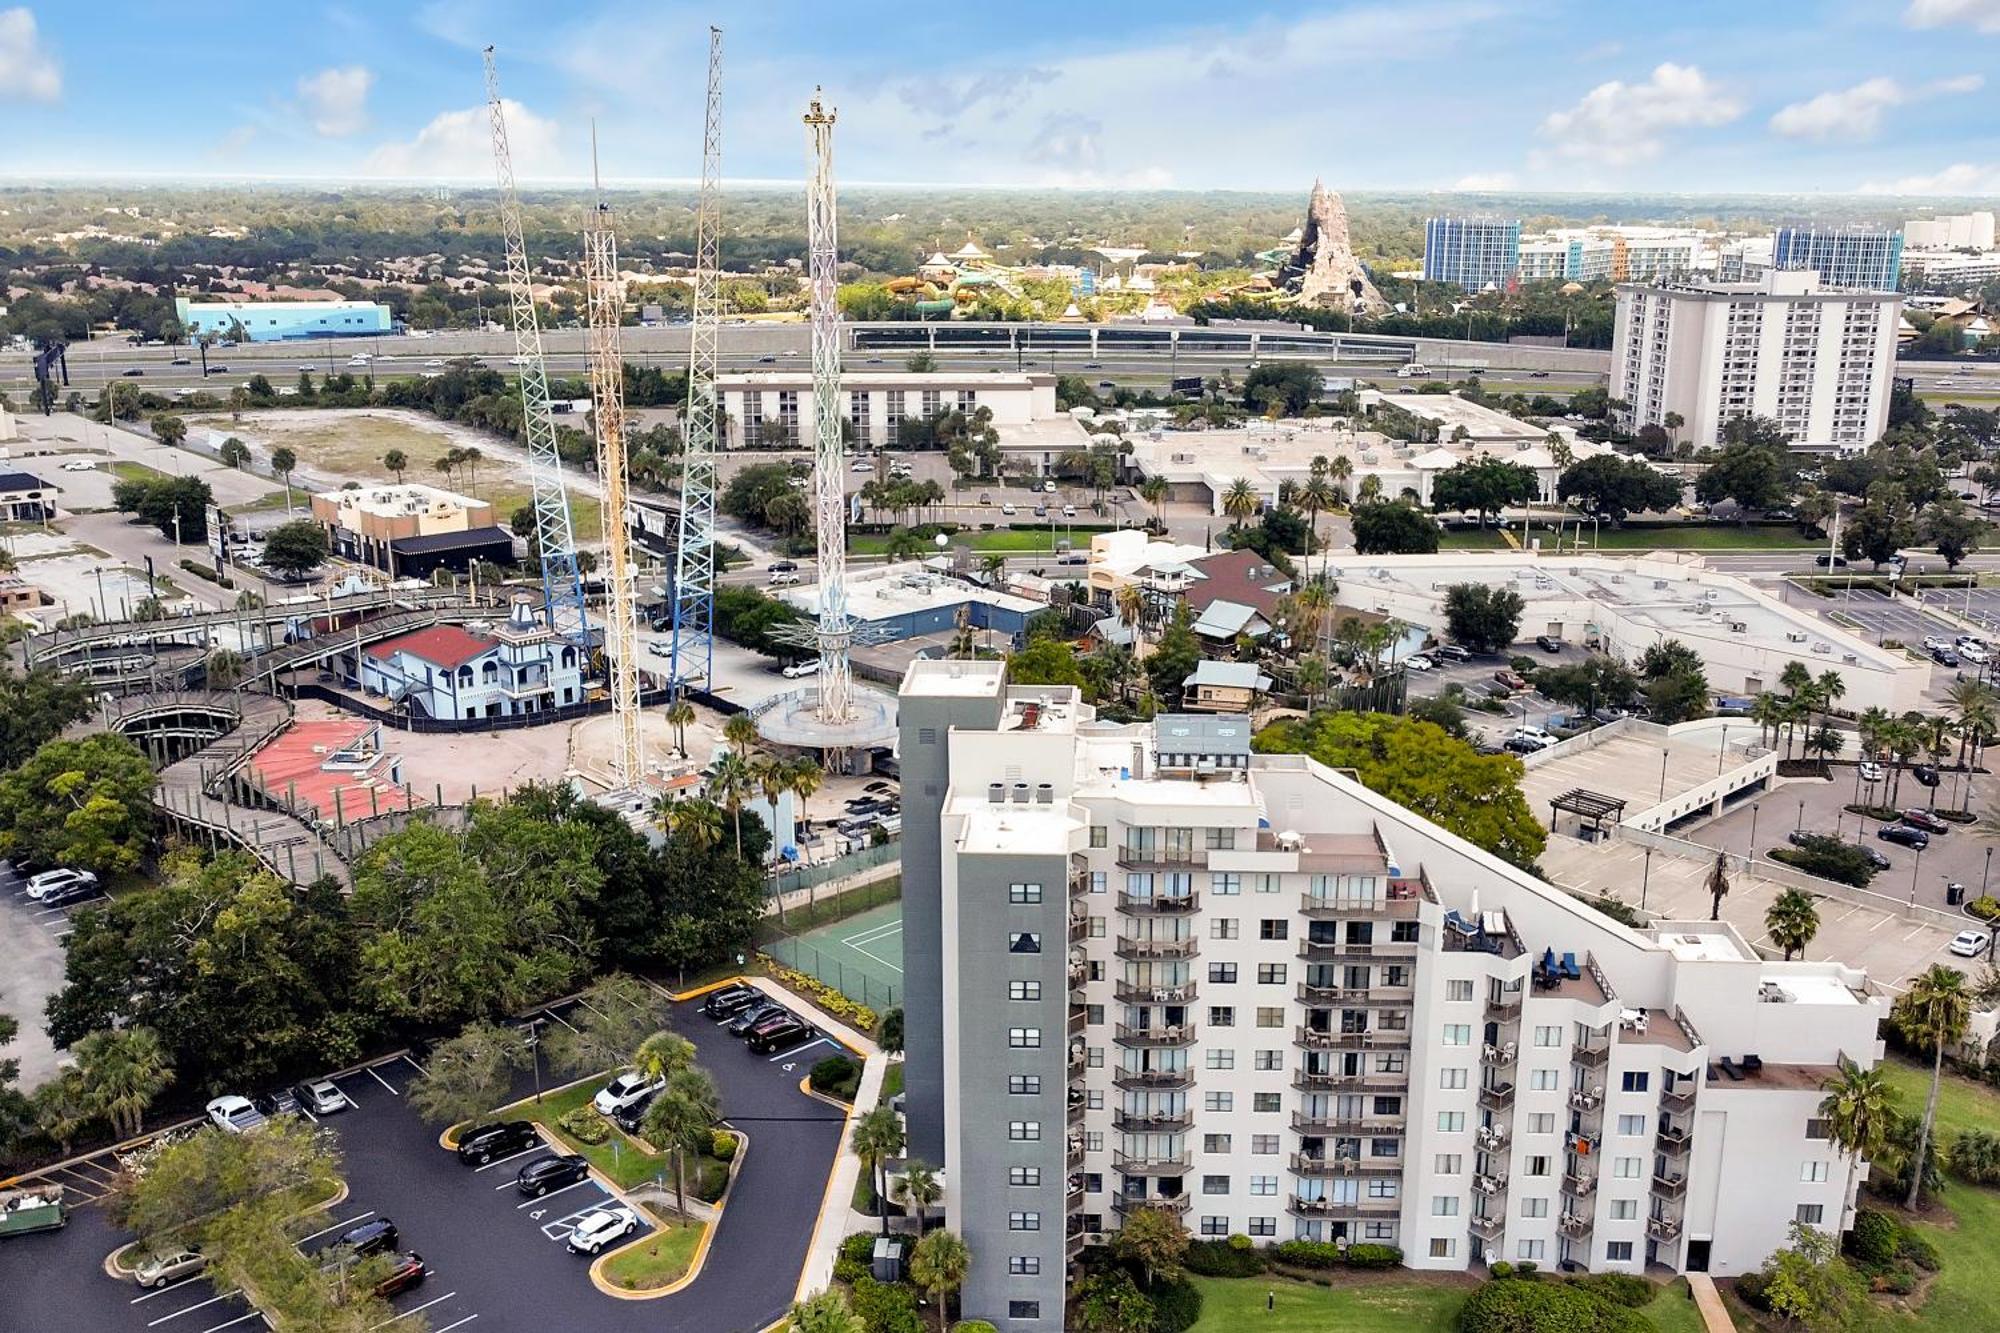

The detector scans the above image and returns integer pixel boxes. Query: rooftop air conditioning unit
[1842,653,1859,664]
[1785,632,1806,643]
[1653,580,1668,590]
[1730,621,1747,633]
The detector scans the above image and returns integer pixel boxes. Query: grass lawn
[1640,1279,1714,1333]
[1436,522,1817,553]
[882,1063,904,1102]
[107,459,168,485]
[599,1218,704,1292]
[1188,1275,1469,1332]
[510,1079,668,1191]
[1438,528,1510,549]
[848,529,1065,555]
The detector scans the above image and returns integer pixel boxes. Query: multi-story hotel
[1421,217,1522,291]
[898,661,1884,1332]
[1772,226,1904,292]
[1610,271,1900,451]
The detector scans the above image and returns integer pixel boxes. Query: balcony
[1565,1130,1600,1156]
[1115,935,1200,962]
[1066,1230,1088,1261]
[1480,1042,1518,1067]
[1112,1109,1192,1134]
[1290,1069,1405,1094]
[1484,991,1524,1019]
[1116,846,1206,870]
[1297,936,1419,962]
[1069,1045,1086,1075]
[1113,1067,1193,1092]
[1558,1213,1593,1239]
[1566,1089,1601,1115]
[1561,1171,1597,1197]
[1290,1152,1384,1177]
[1112,1193,1192,1217]
[1290,1112,1406,1137]
[1294,1026,1410,1051]
[1115,1023,1196,1048]
[1651,1173,1688,1200]
[1301,893,1423,920]
[1477,1083,1516,1111]
[1069,917,1089,945]
[1472,1172,1508,1197]
[1114,979,1199,1005]
[1117,891,1200,915]
[1296,982,1371,1006]
[1071,868,1092,897]
[1573,1042,1611,1070]
[1660,1086,1696,1113]
[1112,1150,1192,1175]
[1469,1214,1505,1240]
[1646,1215,1685,1243]
[1656,1126,1692,1157]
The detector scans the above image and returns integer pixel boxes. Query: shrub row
[810,1054,862,1102]
[1265,1239,1403,1271]
[179,558,234,589]
[758,955,878,1032]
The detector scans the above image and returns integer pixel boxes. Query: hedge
[1184,1238,1266,1277]
[1346,1243,1403,1268]
[1456,1278,1652,1333]
[810,1053,863,1101]
[1270,1239,1343,1269]
[556,1105,612,1145]
[835,1230,876,1285]
[1151,1275,1202,1333]
[1564,1272,1654,1308]
[711,1128,738,1161]
[180,558,234,589]
[850,1276,922,1333]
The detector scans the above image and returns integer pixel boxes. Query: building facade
[720,371,1058,449]
[174,298,394,342]
[898,662,1885,1331]
[1901,212,1995,252]
[1422,217,1522,292]
[0,471,54,522]
[358,602,584,721]
[310,482,512,577]
[1610,271,1900,451]
[1771,227,1903,292]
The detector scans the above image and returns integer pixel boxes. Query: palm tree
[383,448,408,483]
[1901,964,1971,1208]
[663,697,695,757]
[1298,473,1337,554]
[1749,692,1787,752]
[643,1066,721,1219]
[270,446,298,512]
[1327,453,1354,505]
[1705,850,1730,922]
[708,752,757,860]
[1356,474,1383,504]
[1114,583,1146,663]
[756,755,792,844]
[633,1031,695,1085]
[1765,888,1820,961]
[460,445,484,497]
[1887,714,1927,810]
[897,1159,942,1233]
[1221,477,1260,530]
[909,1228,971,1333]
[71,1026,174,1139]
[852,1105,906,1238]
[1139,476,1169,528]
[661,796,725,852]
[1819,1058,1897,1231]
[1296,655,1329,712]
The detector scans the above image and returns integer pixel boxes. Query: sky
[3,0,2000,195]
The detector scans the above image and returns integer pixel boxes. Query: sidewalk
[1686,1272,1736,1332]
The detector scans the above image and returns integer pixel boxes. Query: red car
[1900,809,1950,835]
[1493,669,1529,690]
[373,1252,426,1298]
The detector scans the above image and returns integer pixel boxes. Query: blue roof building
[175,298,394,342]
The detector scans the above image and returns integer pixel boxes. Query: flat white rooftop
[902,659,1005,698]
[955,803,1077,856]
[781,569,1043,623]
[1650,925,1754,962]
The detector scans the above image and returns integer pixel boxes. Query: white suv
[592,1072,664,1117]
[26,868,98,901]
[1510,726,1557,749]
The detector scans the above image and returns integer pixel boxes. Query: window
[1010,882,1043,904]
[1446,980,1474,1002]
[1206,1049,1235,1070]
[1009,981,1042,1002]
[1204,1091,1234,1113]
[1801,1161,1829,1183]
[1609,1199,1637,1221]
[1090,825,1108,848]
[1529,1069,1558,1092]
[1203,1134,1233,1154]
[1429,1238,1457,1259]
[1086,1005,1104,1025]
[1533,1025,1562,1047]
[1249,1176,1278,1196]
[1210,1007,1235,1028]
[1248,1217,1276,1236]
[1086,1132,1103,1152]
[1008,1213,1040,1231]
[1010,1166,1042,1186]
[1211,919,1240,940]
[1606,1242,1633,1262]
[1371,1138,1401,1159]
[1805,1118,1830,1141]
[1524,1156,1549,1177]
[1008,1301,1041,1320]
[1008,1121,1041,1141]
[1517,1239,1545,1260]
[1090,872,1107,895]
[1008,1075,1041,1095]
[1442,1024,1472,1047]
[1200,1215,1228,1236]
[1438,1111,1466,1133]
[1009,932,1041,954]
[1208,963,1238,984]
[1211,873,1241,895]
[1435,1154,1463,1175]
[1256,1007,1284,1028]
[1205,827,1236,850]
[1520,1197,1548,1218]
[1796,1203,1825,1225]
[1617,1115,1645,1136]
[1252,1134,1280,1154]
[1526,1113,1555,1135]
[1201,1174,1230,1195]
[1367,1178,1398,1199]
[1257,963,1287,985]
[1620,1071,1650,1093]
[1254,1050,1282,1071]
[1087,1090,1103,1111]
[1432,1196,1460,1217]
[1613,1157,1642,1179]
[1009,1028,1042,1048]
[1253,1092,1282,1113]
[1008,1256,1041,1275]
[1253,874,1281,894]
[1259,920,1289,940]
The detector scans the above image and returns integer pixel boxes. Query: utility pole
[670,27,723,695]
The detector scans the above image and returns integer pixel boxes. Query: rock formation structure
[1279,178,1383,312]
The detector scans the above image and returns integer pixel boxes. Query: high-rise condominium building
[1422,217,1522,291]
[1610,271,1900,451]
[898,661,1883,1332]
[1771,226,1903,292]
[1902,212,1995,252]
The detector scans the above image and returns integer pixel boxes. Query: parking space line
[773,1037,833,1063]
[472,1147,540,1173]
[295,1210,373,1245]
[400,1054,426,1076]
[369,1292,457,1327]
[431,1316,479,1333]
[542,1008,580,1033]
[571,996,611,1021]
[147,1290,238,1325]
[365,1066,399,1095]
[194,1312,263,1333]
[515,1179,591,1208]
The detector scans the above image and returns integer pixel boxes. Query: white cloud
[363,99,566,179]
[298,65,373,137]
[1452,172,1517,190]
[1906,0,2000,32]
[1859,162,2000,194]
[1539,63,1742,167]
[0,7,60,103]
[1770,74,1981,139]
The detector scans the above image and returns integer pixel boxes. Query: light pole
[1660,748,1671,800]
[1911,844,1923,907]
[1985,846,1994,902]
[1748,804,1760,862]
[1796,799,1805,833]
[1642,845,1654,912]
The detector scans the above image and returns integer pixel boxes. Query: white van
[1397,362,1431,378]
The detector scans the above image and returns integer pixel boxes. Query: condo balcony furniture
[1472,1172,1508,1196]
[1112,1193,1191,1216]
[1558,1213,1592,1238]
[1112,1109,1193,1134]
[1656,1124,1692,1156]
[1112,1150,1192,1175]
[1651,1172,1688,1199]
[1113,1067,1194,1091]
[1480,1042,1519,1067]
[1115,935,1200,961]
[1114,1023,1197,1047]
[1646,1215,1684,1242]
[1566,1088,1603,1113]
[1117,890,1201,914]
[1293,1025,1411,1051]
[1113,979,1198,1004]
[1290,1112,1407,1137]
[1475,1125,1509,1151]
[1469,1214,1504,1240]
[1565,1130,1600,1155]
[1561,1170,1597,1197]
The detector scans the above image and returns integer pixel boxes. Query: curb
[586,1127,746,1300]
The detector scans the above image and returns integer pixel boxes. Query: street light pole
[1911,845,1923,907]
[1642,846,1653,912]
[1659,749,1670,801]
[1748,804,1760,863]
[1796,800,1805,833]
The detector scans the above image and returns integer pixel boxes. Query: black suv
[727,1000,787,1037]
[457,1120,539,1166]
[338,1218,399,1257]
[1877,824,1930,850]
[1535,635,1564,653]
[252,1088,302,1120]
[611,1091,658,1134]
[517,1154,591,1197]
[748,1013,813,1054]
[702,984,760,1019]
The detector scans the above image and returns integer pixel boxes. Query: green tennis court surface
[765,897,904,1011]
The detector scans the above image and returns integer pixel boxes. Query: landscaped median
[589,1128,746,1301]
[440,1072,732,1197]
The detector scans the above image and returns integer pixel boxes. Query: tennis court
[762,895,904,1012]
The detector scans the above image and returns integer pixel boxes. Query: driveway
[0,860,105,1089]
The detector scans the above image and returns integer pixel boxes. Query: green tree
[1144,603,1201,705]
[905,351,938,373]
[1112,1202,1188,1289]
[1350,500,1440,554]
[0,1010,28,1157]
[70,1024,174,1139]
[1533,654,1638,717]
[1754,1220,1867,1332]
[0,731,155,875]
[151,413,188,447]
[1429,456,1538,526]
[852,1104,906,1238]
[1819,1058,1897,1231]
[1241,362,1321,415]
[663,697,696,756]
[382,448,408,483]
[1765,888,1820,961]
[789,1289,867,1333]
[1923,502,1982,569]
[0,666,93,770]
[260,519,328,578]
[269,445,298,509]
[407,1020,527,1129]
[117,1114,339,1242]
[909,1228,971,1333]
[643,1065,720,1220]
[1442,582,1525,653]
[1220,476,1261,528]
[111,473,214,543]
[1842,492,1916,569]
[1900,963,1971,1208]
[1074,1270,1156,1333]
[1639,638,1710,725]
[1694,439,1793,516]
[1007,638,1091,693]
[539,974,673,1079]
[218,436,252,469]
[1556,454,1682,524]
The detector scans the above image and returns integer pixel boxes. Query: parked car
[592,1072,665,1117]
[251,1087,302,1120]
[25,868,98,902]
[1912,764,1941,788]
[373,1252,426,1298]
[1900,808,1950,834]
[702,983,760,1018]
[1877,823,1930,849]
[611,1091,658,1134]
[28,874,102,907]
[1960,642,1990,665]
[1589,707,1628,726]
[747,1012,814,1054]
[1856,844,1892,870]
[60,459,96,472]
[205,1095,266,1134]
[1002,503,1018,516]
[1858,761,1885,783]
[337,1217,399,1257]
[1511,726,1557,748]
[1431,644,1472,663]
[566,1207,639,1255]
[516,1154,591,1197]
[1503,736,1545,754]
[1404,654,1434,672]
[134,1247,208,1289]
[1493,669,1529,690]
[727,1000,787,1037]
[456,1120,539,1166]
[782,659,820,678]
[1951,930,1991,958]
[1061,504,1077,518]
[1932,647,1962,667]
[1924,635,1953,653]
[979,492,992,506]
[1042,480,1057,494]
[1534,635,1564,653]
[769,571,802,586]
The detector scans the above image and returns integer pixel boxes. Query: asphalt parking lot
[1812,587,1962,650]
[0,986,848,1333]
[1406,643,1578,740]
[0,860,110,1087]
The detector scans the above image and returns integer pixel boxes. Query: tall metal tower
[803,90,853,723]
[582,126,643,789]
[483,45,589,644]
[669,26,723,693]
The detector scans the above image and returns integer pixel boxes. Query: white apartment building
[1517,228,1713,285]
[718,370,1088,469]
[1903,212,1995,251]
[898,663,1885,1332]
[1611,271,1900,452]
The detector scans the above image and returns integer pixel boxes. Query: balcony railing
[1566,1089,1601,1114]
[1112,1150,1192,1175]
[1115,935,1200,961]
[1565,1130,1601,1155]
[1115,1023,1196,1047]
[1561,1171,1597,1197]
[1480,1042,1518,1067]
[1646,1215,1685,1242]
[1296,982,1371,1006]
[1112,1068,1193,1092]
[1112,1194,1191,1216]
[1285,1194,1396,1217]
[1469,1214,1504,1240]
[1558,1213,1593,1238]
[1117,891,1200,915]
[1290,1113,1406,1137]
[1294,1026,1410,1051]
[1660,1086,1696,1113]
[1069,917,1089,944]
[1472,1172,1508,1196]
[1289,1152,1384,1176]
[1573,1042,1611,1069]
[1477,1083,1516,1111]
[1651,1173,1688,1200]
[1113,979,1199,1005]
[1111,1109,1192,1134]
[1655,1126,1692,1156]
[1296,937,1420,962]
[1116,846,1206,870]
[1290,1069,1406,1094]
[1301,893,1423,919]
[1484,991,1524,1017]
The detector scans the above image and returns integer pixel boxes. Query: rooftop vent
[1035,783,1054,804]
[989,782,1006,804]
[1011,782,1030,804]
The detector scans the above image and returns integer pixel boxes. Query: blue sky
[3,0,1999,194]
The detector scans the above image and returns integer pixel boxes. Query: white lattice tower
[670,26,723,694]
[482,45,589,644]
[803,90,851,723]
[583,128,642,789]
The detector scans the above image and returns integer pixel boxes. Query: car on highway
[508,355,530,366]
[425,358,445,368]
[456,1120,540,1166]
[170,356,191,366]
[297,363,316,371]
[206,1095,266,1134]
[293,1079,351,1115]
[1530,370,1550,378]
[1900,808,1950,834]
[205,364,228,374]
[1961,642,1990,665]
[120,367,144,377]
[702,983,761,1018]
[1877,823,1930,849]
[1493,669,1529,690]
[1813,553,1848,568]
[567,1208,639,1256]
[782,659,821,678]
[769,571,801,586]
[517,1154,592,1197]
[851,460,874,472]
[373,1252,426,1298]
[1404,654,1434,672]
[769,559,799,573]
[747,1011,814,1054]
[25,868,98,902]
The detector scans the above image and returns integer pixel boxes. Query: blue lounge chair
[1560,952,1581,980]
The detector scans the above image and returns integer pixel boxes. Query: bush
[556,1105,612,1145]
[1226,1233,1254,1251]
[810,1054,862,1100]
[849,1276,922,1333]
[1150,1275,1202,1333]
[1900,1228,1941,1273]
[951,1324,998,1333]
[710,1129,738,1161]
[1456,1278,1651,1333]
[1184,1238,1264,1277]
[1490,1261,1513,1279]
[757,956,879,1031]
[1345,1243,1402,1269]
[1967,895,2000,922]
[1566,1273,1654,1308]
[1735,1269,1772,1311]
[1849,1209,1898,1266]
[1271,1239,1343,1269]
[835,1231,876,1285]
[179,558,234,589]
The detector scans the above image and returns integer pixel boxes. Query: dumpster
[0,1184,66,1237]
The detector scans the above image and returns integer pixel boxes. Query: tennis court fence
[759,935,902,1012]
[756,875,904,1011]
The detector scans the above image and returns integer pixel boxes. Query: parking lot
[0,859,111,1087]
[1406,642,1578,742]
[0,987,849,1333]
[1811,587,1961,650]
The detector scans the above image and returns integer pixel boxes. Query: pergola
[1549,788,1627,842]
